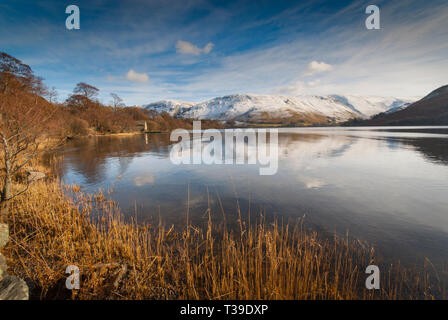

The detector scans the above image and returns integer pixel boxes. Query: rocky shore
[0,223,28,300]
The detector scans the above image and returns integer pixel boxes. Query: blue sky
[1,0,447,105]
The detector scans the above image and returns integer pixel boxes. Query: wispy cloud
[169,0,448,101]
[203,42,214,54]
[1,0,447,104]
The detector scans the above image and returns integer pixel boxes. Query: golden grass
[1,178,445,300]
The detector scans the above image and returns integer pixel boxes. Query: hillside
[360,85,448,126]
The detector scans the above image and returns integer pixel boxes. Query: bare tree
[0,52,47,97]
[73,82,99,100]
[0,104,58,222]
[0,52,33,95]
[0,54,60,223]
[110,93,125,108]
[66,83,99,110]
[65,93,90,110]
[47,86,58,103]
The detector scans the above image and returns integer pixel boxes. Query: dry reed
[1,178,444,300]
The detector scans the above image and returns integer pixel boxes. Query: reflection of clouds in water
[280,134,386,172]
[173,132,360,174]
[187,194,215,208]
[172,134,359,182]
[279,135,355,171]
[134,174,155,187]
[298,175,328,189]
[176,135,271,164]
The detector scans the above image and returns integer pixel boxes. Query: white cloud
[203,42,214,54]
[176,40,201,55]
[126,69,149,83]
[303,61,333,76]
[307,79,321,87]
[176,40,214,55]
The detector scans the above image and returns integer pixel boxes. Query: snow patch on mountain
[141,100,195,116]
[331,95,412,117]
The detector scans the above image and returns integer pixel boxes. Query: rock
[0,275,29,300]
[27,171,46,183]
[0,223,8,248]
[0,253,6,282]
[0,224,30,300]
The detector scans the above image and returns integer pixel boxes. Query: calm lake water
[57,127,448,268]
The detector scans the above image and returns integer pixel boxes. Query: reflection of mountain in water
[401,138,448,166]
[55,130,448,186]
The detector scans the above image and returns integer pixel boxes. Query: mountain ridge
[141,94,413,125]
[358,85,448,126]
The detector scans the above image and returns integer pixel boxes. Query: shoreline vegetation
[2,172,445,300]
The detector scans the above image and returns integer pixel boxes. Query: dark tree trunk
[0,138,11,224]
[0,174,11,224]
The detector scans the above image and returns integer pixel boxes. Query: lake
[57,126,448,269]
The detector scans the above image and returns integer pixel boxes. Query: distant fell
[351,85,448,126]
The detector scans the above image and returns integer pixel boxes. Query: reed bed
[1,179,444,300]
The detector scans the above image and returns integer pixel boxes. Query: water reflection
[402,138,448,165]
[57,127,448,267]
[59,134,171,185]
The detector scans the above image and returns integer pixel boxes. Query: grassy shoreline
[89,130,172,137]
[1,174,445,300]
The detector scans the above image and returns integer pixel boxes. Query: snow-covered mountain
[142,100,195,116]
[362,85,448,126]
[329,95,412,117]
[142,94,413,123]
